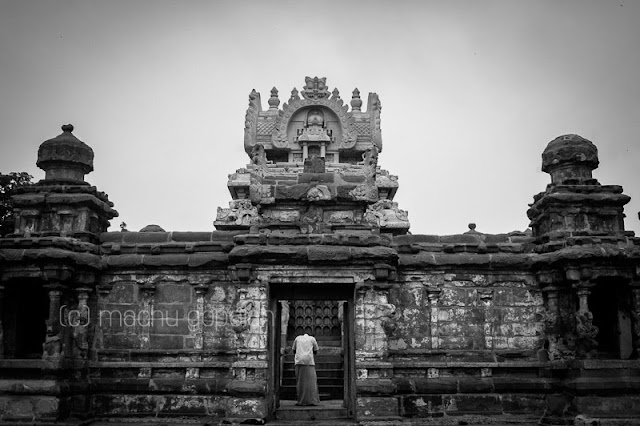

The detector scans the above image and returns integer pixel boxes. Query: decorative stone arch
[272,97,357,149]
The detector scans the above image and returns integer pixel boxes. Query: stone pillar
[574,281,598,358]
[630,282,640,358]
[0,285,4,359]
[302,143,308,160]
[320,143,326,158]
[43,286,63,360]
[426,288,441,350]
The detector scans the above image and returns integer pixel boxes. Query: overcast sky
[1,0,639,236]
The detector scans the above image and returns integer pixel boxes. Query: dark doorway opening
[269,282,355,419]
[281,300,345,401]
[3,281,49,359]
[589,280,633,359]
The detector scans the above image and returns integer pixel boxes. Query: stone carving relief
[306,185,331,202]
[250,143,267,167]
[575,310,599,357]
[243,89,262,154]
[363,200,409,228]
[42,320,62,360]
[363,145,379,176]
[273,78,357,149]
[375,302,398,335]
[369,92,383,151]
[349,185,378,202]
[216,200,260,227]
[301,76,330,100]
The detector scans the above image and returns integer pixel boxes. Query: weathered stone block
[356,379,396,396]
[574,395,640,417]
[155,283,193,303]
[297,173,334,183]
[501,394,546,414]
[160,395,206,415]
[307,246,350,262]
[149,334,184,349]
[108,282,138,303]
[151,318,190,335]
[226,379,267,396]
[458,377,494,393]
[357,396,399,417]
[226,397,266,418]
[102,333,142,349]
[444,394,502,414]
[402,395,444,417]
[392,377,415,394]
[413,378,457,394]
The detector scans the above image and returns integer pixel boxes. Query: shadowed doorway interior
[270,282,355,420]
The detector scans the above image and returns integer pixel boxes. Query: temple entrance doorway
[269,283,355,421]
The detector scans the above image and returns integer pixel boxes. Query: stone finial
[331,88,340,100]
[351,88,362,111]
[268,87,280,110]
[289,87,300,103]
[37,124,94,183]
[140,224,166,232]
[541,134,599,185]
[464,223,480,234]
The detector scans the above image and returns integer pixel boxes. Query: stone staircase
[280,336,344,401]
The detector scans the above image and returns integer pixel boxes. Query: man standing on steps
[292,333,320,406]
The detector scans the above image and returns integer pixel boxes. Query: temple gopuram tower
[215,76,409,235]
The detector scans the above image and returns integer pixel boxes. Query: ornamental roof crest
[242,77,382,156]
[301,76,330,100]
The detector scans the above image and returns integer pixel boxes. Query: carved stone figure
[362,145,379,175]
[42,321,62,360]
[243,89,261,154]
[250,143,267,167]
[575,311,599,357]
[216,199,259,227]
[306,185,331,202]
[301,76,329,100]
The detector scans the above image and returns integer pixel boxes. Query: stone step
[282,377,345,386]
[283,368,343,378]
[287,340,342,347]
[275,400,349,421]
[283,354,343,362]
[283,362,343,371]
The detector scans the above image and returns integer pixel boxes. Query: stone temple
[0,77,639,425]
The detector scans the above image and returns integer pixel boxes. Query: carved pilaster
[193,284,208,350]
[479,289,494,350]
[139,284,156,349]
[43,286,63,360]
[71,287,91,359]
[542,286,564,360]
[426,288,441,350]
[574,281,598,358]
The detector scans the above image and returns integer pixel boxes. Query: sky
[1,0,639,236]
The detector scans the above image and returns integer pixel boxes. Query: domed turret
[37,124,94,183]
[541,134,598,185]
